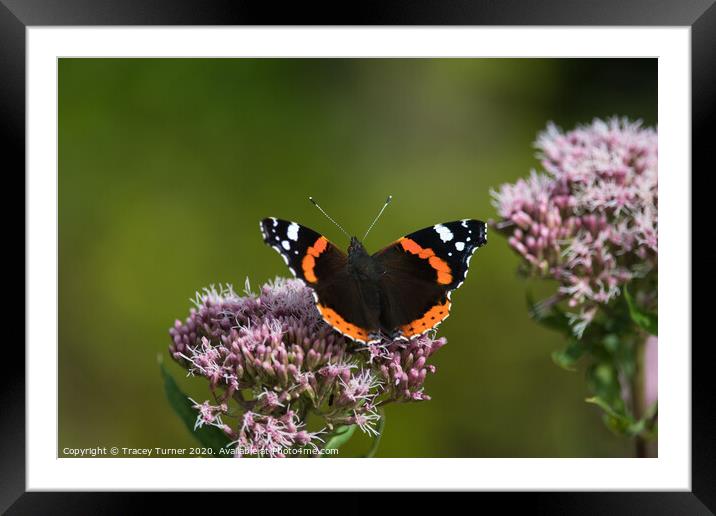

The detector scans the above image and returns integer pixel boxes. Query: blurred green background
[59,58,656,458]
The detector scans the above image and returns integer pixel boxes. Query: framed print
[4,0,712,511]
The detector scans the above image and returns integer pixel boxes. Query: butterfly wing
[260,218,344,284]
[372,219,487,339]
[260,218,381,344]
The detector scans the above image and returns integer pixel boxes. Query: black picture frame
[3,0,711,512]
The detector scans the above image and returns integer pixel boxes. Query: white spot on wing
[260,220,267,239]
[434,224,453,242]
[287,222,300,241]
[281,240,291,250]
[455,241,465,251]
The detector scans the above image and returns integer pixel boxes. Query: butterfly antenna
[309,197,351,239]
[362,195,393,242]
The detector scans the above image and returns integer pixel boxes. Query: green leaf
[159,356,232,456]
[586,396,633,434]
[602,334,620,354]
[526,291,573,336]
[323,425,357,451]
[362,409,386,458]
[585,396,626,421]
[644,400,658,421]
[586,362,625,411]
[623,287,658,336]
[551,338,587,371]
[586,396,651,437]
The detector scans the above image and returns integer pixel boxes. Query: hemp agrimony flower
[492,117,657,334]
[168,278,446,457]
[491,118,658,455]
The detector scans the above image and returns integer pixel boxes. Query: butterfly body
[347,237,385,282]
[260,217,487,344]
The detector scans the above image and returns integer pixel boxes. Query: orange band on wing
[317,304,370,342]
[399,237,453,285]
[301,236,329,283]
[400,298,451,338]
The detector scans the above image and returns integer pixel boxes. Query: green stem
[632,336,648,458]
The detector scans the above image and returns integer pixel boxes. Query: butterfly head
[348,236,368,256]
[347,235,383,280]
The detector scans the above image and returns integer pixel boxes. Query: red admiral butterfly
[260,196,487,344]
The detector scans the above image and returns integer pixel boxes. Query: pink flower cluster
[169,278,446,457]
[367,337,446,402]
[492,118,657,332]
